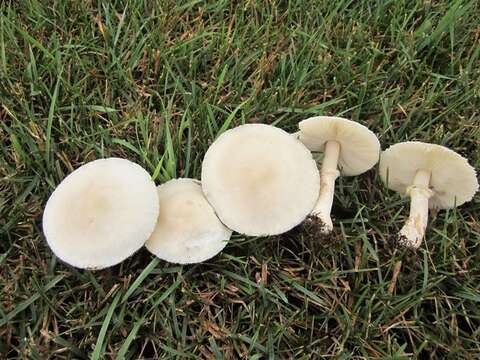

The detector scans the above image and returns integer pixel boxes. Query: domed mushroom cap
[298,116,380,176]
[201,124,320,236]
[379,142,478,209]
[145,178,231,264]
[43,158,159,269]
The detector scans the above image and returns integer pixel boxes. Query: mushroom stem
[311,140,340,233]
[398,169,434,248]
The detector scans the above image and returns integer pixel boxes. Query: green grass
[1,0,480,358]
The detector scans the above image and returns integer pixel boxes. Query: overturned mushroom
[202,124,320,236]
[380,141,478,248]
[145,178,232,264]
[43,158,159,269]
[297,116,380,234]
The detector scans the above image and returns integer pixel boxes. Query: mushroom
[379,141,478,248]
[297,116,380,233]
[201,123,320,236]
[42,158,159,269]
[145,178,232,264]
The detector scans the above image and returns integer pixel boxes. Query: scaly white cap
[201,124,320,236]
[145,178,231,264]
[43,158,159,269]
[380,141,478,209]
[298,116,380,176]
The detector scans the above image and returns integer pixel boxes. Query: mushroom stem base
[398,169,433,248]
[311,141,340,234]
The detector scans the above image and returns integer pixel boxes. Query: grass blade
[91,290,121,360]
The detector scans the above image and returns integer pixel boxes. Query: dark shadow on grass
[273,215,343,255]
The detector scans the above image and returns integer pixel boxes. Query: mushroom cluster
[42,118,478,269]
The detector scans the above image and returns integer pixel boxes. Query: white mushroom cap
[379,141,478,209]
[201,124,320,236]
[43,158,159,269]
[298,116,381,176]
[145,178,231,264]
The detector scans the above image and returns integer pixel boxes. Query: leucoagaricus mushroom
[43,158,159,269]
[297,116,380,233]
[380,141,478,248]
[201,123,320,236]
[145,178,232,264]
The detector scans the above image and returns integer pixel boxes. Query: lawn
[1,0,480,358]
